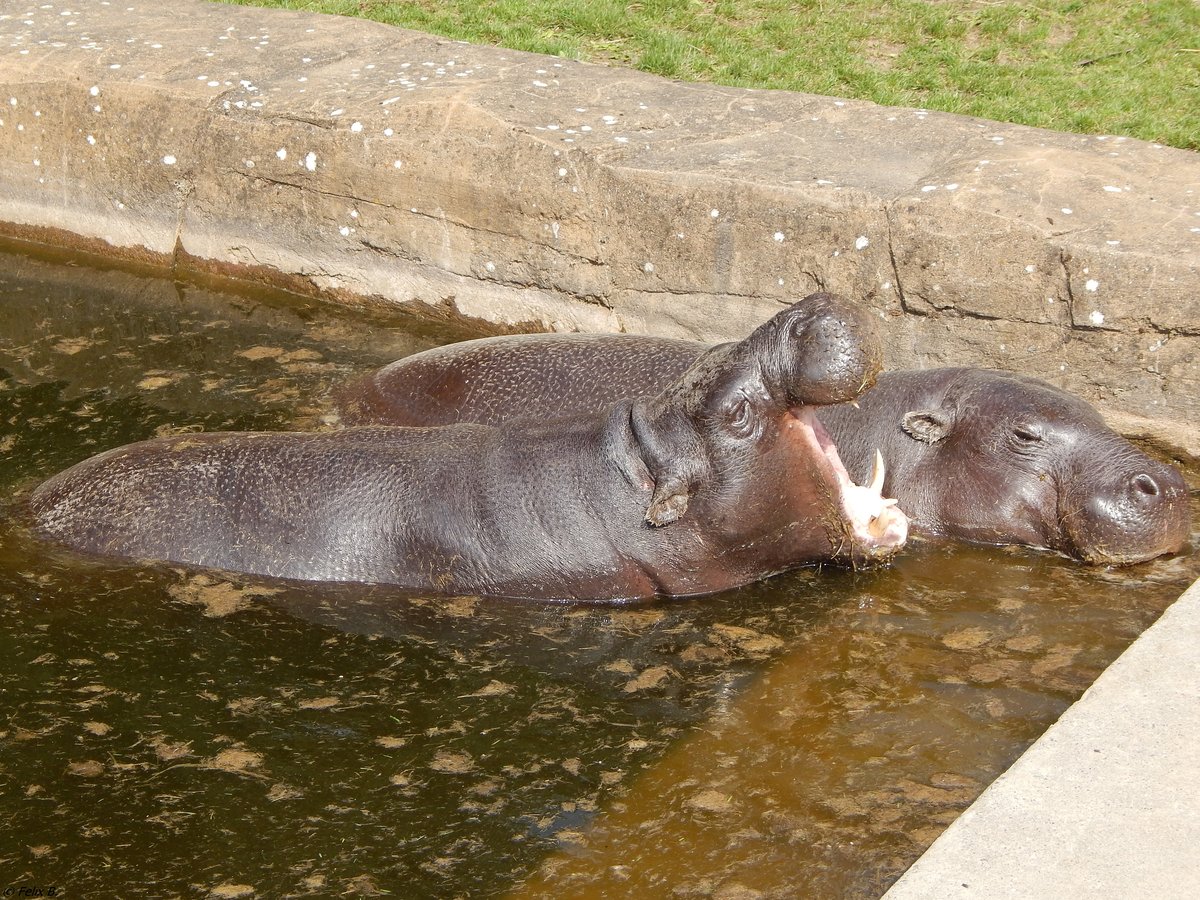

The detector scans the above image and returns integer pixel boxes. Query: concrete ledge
[884,576,1200,899]
[2,1,1198,458]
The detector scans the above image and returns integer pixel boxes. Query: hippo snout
[761,293,884,408]
[1065,460,1191,565]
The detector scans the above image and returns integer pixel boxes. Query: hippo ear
[902,408,953,444]
[627,399,698,528]
[646,475,690,527]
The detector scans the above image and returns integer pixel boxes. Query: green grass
[226,0,1199,150]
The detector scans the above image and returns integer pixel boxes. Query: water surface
[1,244,1195,898]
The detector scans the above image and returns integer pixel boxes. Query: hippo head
[893,369,1191,565]
[617,293,909,569]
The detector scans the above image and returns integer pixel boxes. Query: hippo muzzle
[1060,456,1191,566]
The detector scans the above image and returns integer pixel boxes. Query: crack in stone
[229,169,364,206]
[801,269,828,292]
[169,177,195,274]
[1059,250,1092,331]
[883,203,907,308]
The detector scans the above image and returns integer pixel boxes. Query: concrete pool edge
[883,573,1200,898]
[2,0,1198,462]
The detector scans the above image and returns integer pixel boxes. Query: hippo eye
[1013,425,1044,444]
[726,397,756,438]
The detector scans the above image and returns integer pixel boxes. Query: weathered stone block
[1,1,1196,457]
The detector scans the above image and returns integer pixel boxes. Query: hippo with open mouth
[29,292,908,602]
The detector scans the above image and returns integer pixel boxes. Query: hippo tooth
[868,449,886,495]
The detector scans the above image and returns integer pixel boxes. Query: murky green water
[1,243,1196,899]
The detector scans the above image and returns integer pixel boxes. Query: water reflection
[0,242,1195,898]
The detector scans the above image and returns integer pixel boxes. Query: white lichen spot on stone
[557,168,567,177]
[243,159,254,168]
[1089,310,1105,326]
[855,236,869,251]
[1061,207,1073,215]
[945,183,959,190]
[276,148,287,160]
[1025,265,1035,273]
[921,185,937,192]
[1103,185,1123,193]
[89,86,99,97]
[350,121,363,133]
[773,232,785,243]
[383,128,394,136]
[339,226,350,237]
[532,80,548,88]
[1085,279,1100,292]
[485,261,496,273]
[162,155,176,165]
[304,151,317,172]
[710,209,720,219]
[643,262,654,273]
[86,135,95,145]
[393,160,402,169]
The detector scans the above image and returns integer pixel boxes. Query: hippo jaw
[789,408,909,563]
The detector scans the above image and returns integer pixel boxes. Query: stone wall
[1,1,1197,458]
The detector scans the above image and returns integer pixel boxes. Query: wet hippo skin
[30,293,908,602]
[337,334,1191,566]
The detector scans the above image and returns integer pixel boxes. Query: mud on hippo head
[620,292,909,565]
[897,369,1191,565]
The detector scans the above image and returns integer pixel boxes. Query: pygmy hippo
[30,293,909,602]
[337,333,1191,567]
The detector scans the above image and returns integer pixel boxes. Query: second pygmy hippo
[337,333,1190,566]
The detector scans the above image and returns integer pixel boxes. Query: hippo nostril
[1132,473,1160,497]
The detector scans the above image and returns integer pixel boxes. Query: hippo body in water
[30,294,908,602]
[337,334,1191,566]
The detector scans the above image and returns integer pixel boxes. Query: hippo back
[336,333,700,427]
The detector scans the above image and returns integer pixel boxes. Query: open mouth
[789,407,909,561]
